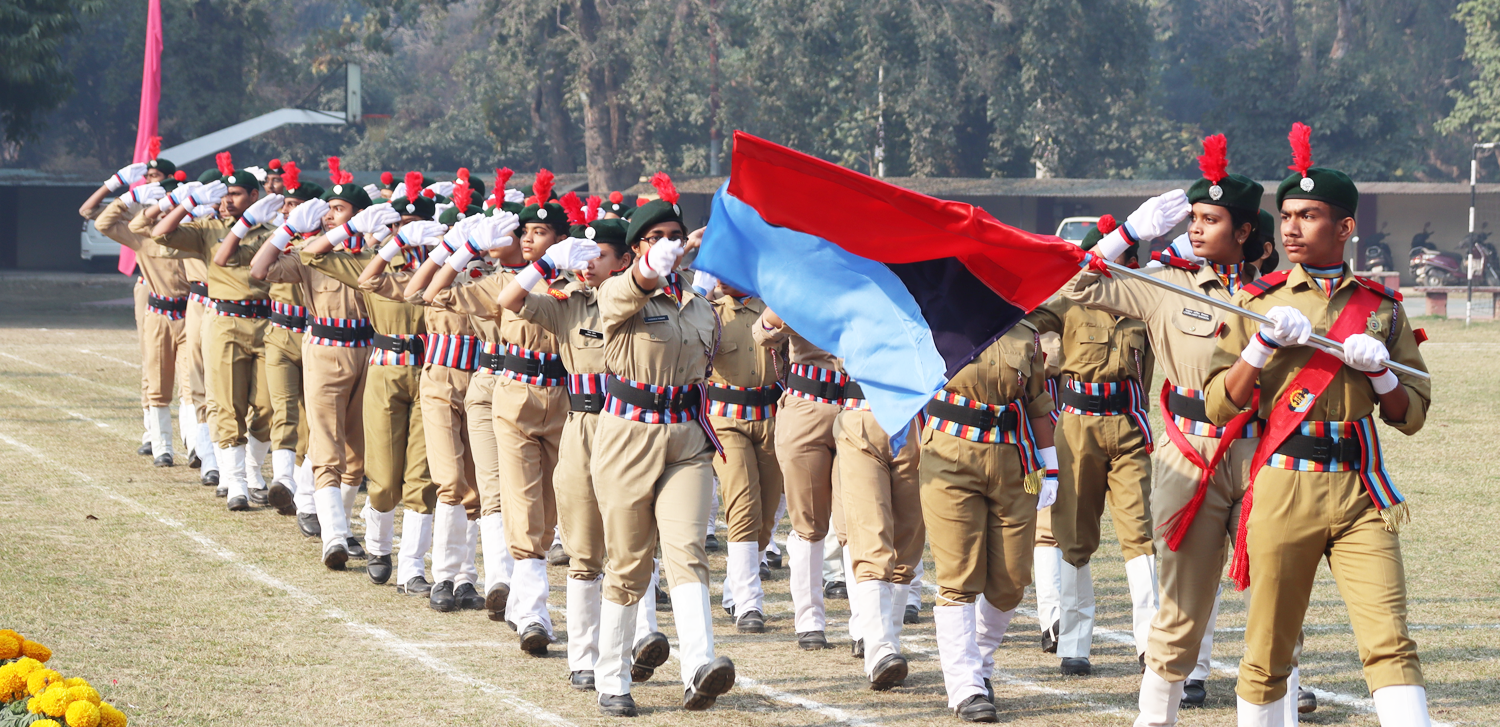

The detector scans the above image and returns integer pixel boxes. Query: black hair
[1230,206,1260,263]
[599,239,632,261]
[1259,247,1280,276]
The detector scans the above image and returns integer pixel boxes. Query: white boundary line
[76,347,142,369]
[0,381,114,429]
[0,430,576,727]
[0,350,138,395]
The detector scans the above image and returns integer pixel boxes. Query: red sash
[1155,383,1260,551]
[1227,286,1384,590]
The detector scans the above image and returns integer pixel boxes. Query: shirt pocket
[1170,306,1221,339]
[1068,323,1110,364]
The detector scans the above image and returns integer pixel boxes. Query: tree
[0,0,101,145]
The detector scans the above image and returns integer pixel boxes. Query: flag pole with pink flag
[119,0,163,276]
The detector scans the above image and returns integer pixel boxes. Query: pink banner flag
[120,0,163,276]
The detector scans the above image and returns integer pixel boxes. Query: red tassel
[560,192,586,225]
[1229,484,1253,590]
[609,191,623,204]
[452,180,472,211]
[650,172,679,205]
[268,158,282,171]
[423,188,435,198]
[495,167,514,190]
[636,196,650,207]
[1096,214,1117,234]
[216,151,234,176]
[585,195,602,221]
[1287,122,1313,177]
[327,157,342,185]
[173,170,186,181]
[147,136,162,160]
[532,169,554,203]
[1197,134,1228,184]
[404,171,423,202]
[457,167,470,183]
[381,171,394,186]
[282,161,300,191]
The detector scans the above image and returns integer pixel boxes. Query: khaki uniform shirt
[518,282,608,376]
[1027,292,1154,399]
[942,321,1054,417]
[104,200,187,298]
[259,246,370,322]
[307,250,425,335]
[752,314,842,372]
[711,296,782,389]
[152,218,273,301]
[596,273,717,386]
[1204,264,1430,434]
[430,268,568,355]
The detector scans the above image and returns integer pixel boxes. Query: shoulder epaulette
[1016,318,1038,333]
[1353,276,1403,301]
[1243,270,1291,298]
[1150,249,1200,272]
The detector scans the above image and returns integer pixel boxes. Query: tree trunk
[1277,0,1298,52]
[577,0,624,191]
[1329,0,1353,61]
[538,49,576,173]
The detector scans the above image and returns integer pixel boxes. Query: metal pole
[1101,260,1430,380]
[1468,144,1478,326]
[876,65,885,178]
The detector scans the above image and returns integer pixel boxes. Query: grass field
[1,272,1498,726]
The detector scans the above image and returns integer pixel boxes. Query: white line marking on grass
[76,348,141,369]
[0,380,116,429]
[0,431,576,727]
[899,640,1126,717]
[0,350,137,395]
[665,643,877,725]
[1215,622,1500,633]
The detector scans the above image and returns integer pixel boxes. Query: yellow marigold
[27,685,67,717]
[66,699,101,727]
[0,632,21,660]
[67,684,101,706]
[26,668,61,696]
[11,657,42,677]
[63,677,89,688]
[20,640,51,663]
[0,663,23,699]
[99,703,126,727]
[33,721,60,727]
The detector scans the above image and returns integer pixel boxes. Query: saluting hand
[544,237,601,270]
[1126,189,1191,242]
[105,163,149,192]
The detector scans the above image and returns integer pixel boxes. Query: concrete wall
[0,185,103,272]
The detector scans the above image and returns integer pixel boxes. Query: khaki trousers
[1238,467,1422,704]
[1034,502,1057,548]
[837,411,922,584]
[556,411,605,580]
[710,415,784,547]
[774,393,841,543]
[1052,411,1153,567]
[920,427,1039,608]
[185,298,210,422]
[591,415,714,607]
[208,314,271,448]
[364,363,434,515]
[303,343,367,491]
[422,365,478,516]
[1146,435,1255,680]
[134,281,148,408]
[459,373,492,519]
[264,327,304,454]
[140,309,185,407]
[493,377,567,560]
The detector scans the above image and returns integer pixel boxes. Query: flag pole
[1101,260,1430,380]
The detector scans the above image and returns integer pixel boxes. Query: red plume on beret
[215,151,234,176]
[636,196,650,207]
[147,136,161,160]
[405,171,423,203]
[327,157,342,184]
[268,158,282,171]
[457,167,470,183]
[1197,134,1228,184]
[452,180,473,211]
[174,170,187,181]
[650,172,679,206]
[495,167,514,190]
[282,161,301,191]
[381,171,394,186]
[1288,122,1313,177]
[585,195,602,221]
[1097,214,1118,234]
[560,192,586,225]
[532,169,554,202]
[609,191,624,204]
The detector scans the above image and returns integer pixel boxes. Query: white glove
[638,238,684,279]
[489,211,521,245]
[363,184,382,200]
[231,193,285,237]
[425,181,454,198]
[1338,334,1401,395]
[105,163,149,192]
[544,238,601,270]
[351,203,400,234]
[390,183,407,201]
[446,216,496,271]
[1241,306,1312,367]
[185,181,226,208]
[1036,446,1059,510]
[378,240,404,262]
[284,199,328,234]
[188,204,218,220]
[504,188,525,204]
[124,183,165,208]
[396,220,446,249]
[691,269,720,297]
[1170,232,1205,264]
[433,202,454,220]
[1125,189,1191,242]
[271,212,286,228]
[162,182,200,212]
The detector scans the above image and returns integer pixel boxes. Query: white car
[81,197,123,264]
[1055,216,1100,245]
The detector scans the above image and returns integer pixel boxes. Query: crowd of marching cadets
[78,121,1432,726]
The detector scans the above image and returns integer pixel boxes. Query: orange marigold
[20,640,51,663]
[66,699,101,727]
[67,684,101,706]
[0,632,20,660]
[26,668,61,696]
[99,702,127,727]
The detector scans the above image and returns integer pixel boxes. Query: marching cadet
[261,163,317,521]
[247,163,391,569]
[264,159,287,196]
[589,175,736,716]
[1063,137,1276,725]
[1032,330,1064,655]
[150,152,276,511]
[1204,124,1432,726]
[80,150,189,468]
[1027,192,1183,676]
[923,321,1058,722]
[424,171,573,655]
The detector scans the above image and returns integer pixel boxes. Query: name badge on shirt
[644,315,669,323]
[579,328,603,339]
[1182,308,1212,321]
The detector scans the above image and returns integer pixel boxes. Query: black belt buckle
[1320,436,1361,464]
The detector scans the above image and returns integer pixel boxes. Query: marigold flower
[20,641,51,662]
[63,677,89,688]
[0,663,24,700]
[26,668,61,696]
[99,702,127,727]
[11,657,42,677]
[33,721,60,727]
[67,684,102,706]
[66,699,101,727]
[0,632,21,660]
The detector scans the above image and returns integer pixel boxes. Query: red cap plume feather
[381,171,394,186]
[1288,122,1313,177]
[560,192,586,225]
[495,167,514,190]
[650,172,679,205]
[268,158,282,171]
[404,171,423,202]
[1197,134,1228,184]
[457,167,470,183]
[525,195,538,207]
[585,195,602,221]
[327,157,342,184]
[174,170,187,181]
[1097,214,1118,234]
[609,191,623,204]
[215,151,234,176]
[147,136,161,160]
[423,188,436,198]
[532,169,554,202]
[636,196,650,207]
[282,161,301,191]
[341,171,354,185]
[452,180,472,211]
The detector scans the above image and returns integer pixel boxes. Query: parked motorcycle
[1409,222,1500,287]
[1358,224,1392,272]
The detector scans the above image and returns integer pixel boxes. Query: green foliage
[0,0,103,143]
[1444,0,1500,148]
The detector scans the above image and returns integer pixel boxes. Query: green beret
[197,168,222,184]
[604,193,635,217]
[1078,216,1135,259]
[322,181,372,210]
[1080,226,1105,251]
[1257,209,1276,244]
[518,201,569,234]
[393,194,436,220]
[1277,167,1358,215]
[1188,173,1263,213]
[286,181,325,202]
[160,178,180,194]
[147,158,176,176]
[625,199,684,245]
[438,204,483,226]
[222,169,261,192]
[467,177,486,201]
[582,218,628,246]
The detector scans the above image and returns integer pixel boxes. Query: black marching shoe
[200,469,219,487]
[1180,679,1207,708]
[429,580,457,612]
[1298,687,1318,714]
[797,631,828,650]
[1060,657,1092,676]
[1138,653,1147,674]
[267,482,296,515]
[869,654,908,691]
[227,495,249,512]
[519,623,551,655]
[153,453,174,467]
[760,562,772,581]
[398,575,432,596]
[323,541,349,571]
[984,678,994,703]
[367,554,392,585]
[547,542,570,567]
[345,537,367,559]
[630,631,670,683]
[248,488,269,507]
[704,533,720,552]
[137,441,153,456]
[298,512,321,538]
[824,580,848,600]
[570,670,595,691]
[215,484,228,498]
[598,692,637,718]
[904,604,921,625]
[187,451,201,469]
[851,639,864,660]
[485,583,510,622]
[955,694,998,723]
[655,585,671,611]
[765,550,782,569]
[1041,621,1059,654]
[682,656,736,711]
[454,582,485,610]
[736,609,765,634]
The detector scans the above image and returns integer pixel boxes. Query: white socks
[934,603,985,709]
[293,458,316,515]
[340,483,360,522]
[397,511,433,585]
[1034,546,1064,638]
[245,435,269,490]
[596,598,639,696]
[508,558,553,634]
[221,445,247,500]
[974,594,1015,679]
[363,505,395,557]
[637,559,661,634]
[669,582,716,687]
[459,519,479,588]
[567,576,603,672]
[479,513,514,597]
[1372,685,1430,727]
[1135,668,1185,727]
[197,423,218,471]
[787,532,826,633]
[431,503,467,584]
[313,486,350,553]
[726,541,764,621]
[271,448,296,491]
[844,546,861,642]
[1058,560,1096,658]
[854,579,903,677]
[179,401,197,455]
[1125,554,1160,656]
[148,406,174,458]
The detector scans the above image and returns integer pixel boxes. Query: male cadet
[264,159,287,195]
[1204,123,1432,726]
[260,162,316,520]
[151,152,276,511]
[1028,193,1186,676]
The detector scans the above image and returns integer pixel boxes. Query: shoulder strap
[1353,276,1404,302]
[1242,269,1291,298]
